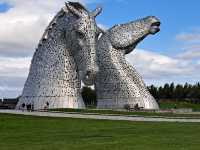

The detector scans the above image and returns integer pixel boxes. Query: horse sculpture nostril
[149,21,160,35]
[87,70,91,74]
[85,71,91,79]
[151,21,160,27]
[83,73,98,87]
[83,70,96,86]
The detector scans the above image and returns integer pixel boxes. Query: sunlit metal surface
[96,16,160,109]
[16,2,101,110]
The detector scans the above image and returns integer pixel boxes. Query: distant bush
[124,104,131,111]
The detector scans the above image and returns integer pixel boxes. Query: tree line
[148,82,200,103]
[81,82,200,106]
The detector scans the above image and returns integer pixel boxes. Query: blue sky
[86,0,200,55]
[0,0,199,98]
[0,2,9,12]
[1,0,200,53]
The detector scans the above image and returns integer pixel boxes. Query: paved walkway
[1,109,200,123]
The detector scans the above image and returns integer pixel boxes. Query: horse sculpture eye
[76,31,85,39]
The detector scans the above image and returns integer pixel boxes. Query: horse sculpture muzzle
[147,16,161,34]
[83,66,99,86]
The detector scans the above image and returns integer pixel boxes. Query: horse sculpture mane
[38,9,65,46]
[16,2,102,110]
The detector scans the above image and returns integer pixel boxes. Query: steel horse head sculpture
[96,16,161,109]
[16,2,102,110]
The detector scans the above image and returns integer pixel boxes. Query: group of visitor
[20,102,50,111]
[20,103,34,112]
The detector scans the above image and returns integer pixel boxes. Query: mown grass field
[159,101,200,111]
[50,108,200,118]
[50,101,200,118]
[0,113,200,150]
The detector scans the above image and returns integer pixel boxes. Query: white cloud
[0,0,96,97]
[175,29,200,60]
[98,23,108,30]
[176,27,200,62]
[0,86,23,98]
[0,76,28,98]
[173,29,200,77]
[177,49,200,60]
[177,44,200,59]
[126,49,199,85]
[0,56,30,97]
[0,0,95,56]
[0,56,31,77]
[0,0,199,97]
[176,32,200,43]
[1,48,200,98]
[0,0,59,56]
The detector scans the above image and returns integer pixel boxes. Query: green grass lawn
[49,101,200,118]
[159,101,200,111]
[0,114,200,150]
[50,108,200,118]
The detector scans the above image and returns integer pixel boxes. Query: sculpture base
[16,96,85,110]
[97,97,159,110]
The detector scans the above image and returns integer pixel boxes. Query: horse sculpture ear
[65,1,88,17]
[91,6,102,18]
[97,26,105,35]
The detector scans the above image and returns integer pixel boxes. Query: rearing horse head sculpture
[108,16,160,54]
[16,2,102,109]
[96,16,161,109]
[65,2,102,85]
